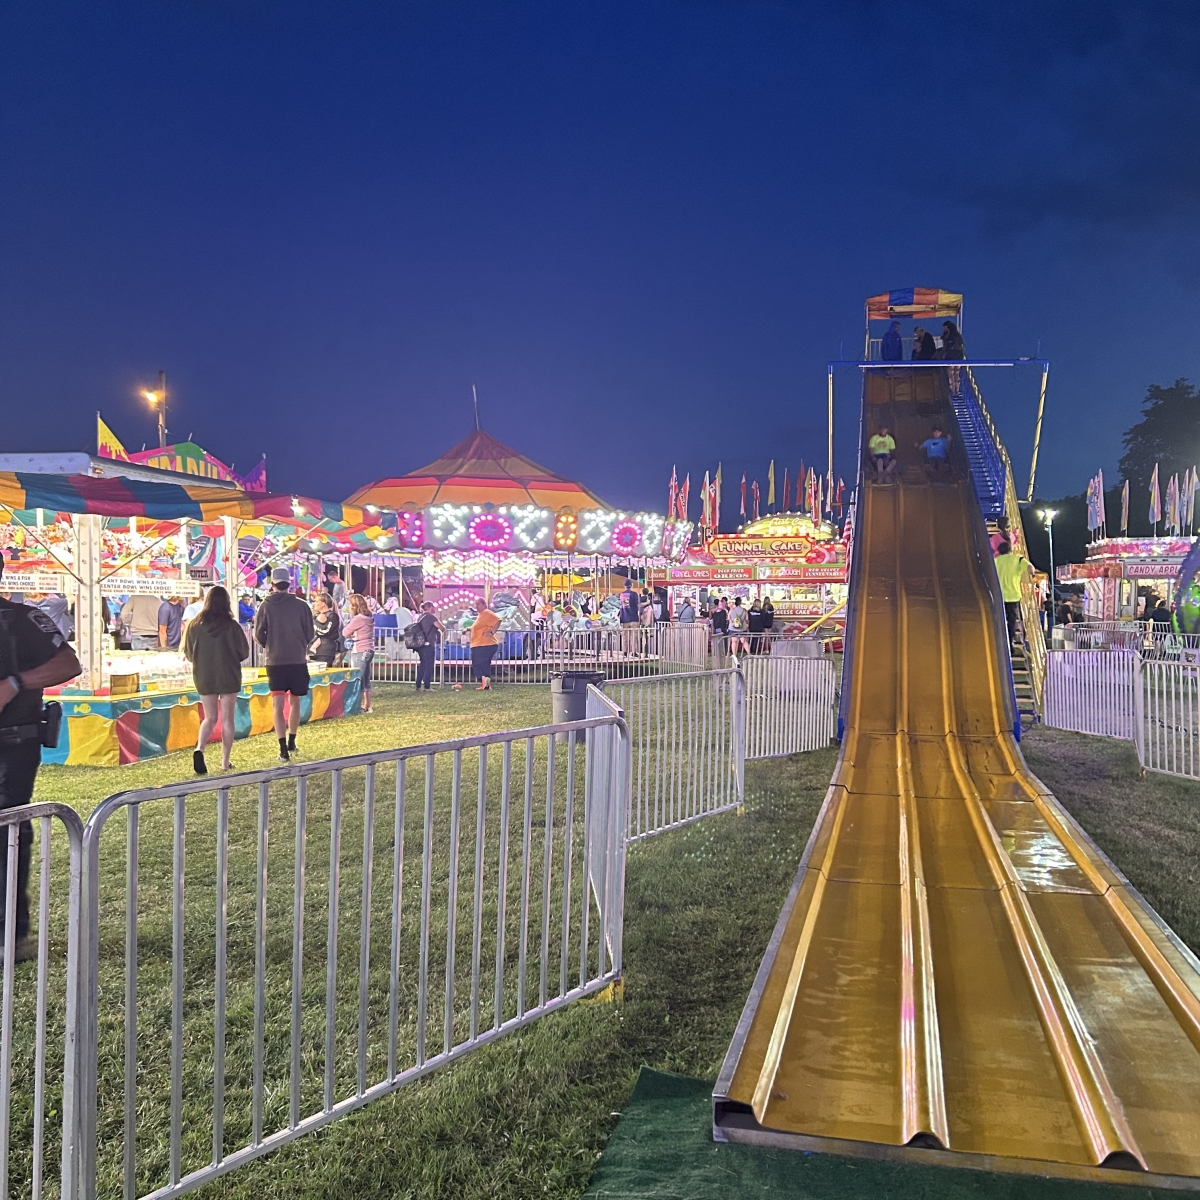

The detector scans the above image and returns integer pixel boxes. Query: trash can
[551,670,606,727]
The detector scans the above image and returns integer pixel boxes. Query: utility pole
[157,369,167,447]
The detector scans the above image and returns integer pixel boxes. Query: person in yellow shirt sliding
[468,599,502,691]
[868,425,897,479]
[994,541,1032,647]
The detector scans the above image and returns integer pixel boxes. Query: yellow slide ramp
[714,370,1200,1187]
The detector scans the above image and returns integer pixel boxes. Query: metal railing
[740,655,838,760]
[963,367,1047,714]
[75,709,629,1199]
[371,625,709,686]
[1058,621,1200,658]
[1043,649,1139,740]
[607,670,745,842]
[1139,659,1200,779]
[0,659,847,1197]
[1043,648,1200,781]
[0,803,84,1200]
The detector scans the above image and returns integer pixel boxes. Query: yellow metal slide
[714,369,1200,1186]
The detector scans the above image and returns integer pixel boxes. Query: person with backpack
[406,601,442,691]
[254,567,315,762]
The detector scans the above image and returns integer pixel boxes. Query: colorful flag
[700,471,711,529]
[782,468,790,513]
[740,473,747,519]
[751,479,760,521]
[1189,468,1198,528]
[668,466,678,521]
[97,413,130,461]
[1120,478,1129,534]
[1085,474,1101,532]
[1168,473,1180,532]
[715,464,722,530]
[678,474,689,522]
[767,460,775,509]
[816,476,824,518]
[835,476,846,517]
[1096,468,1105,534]
[1149,464,1161,525]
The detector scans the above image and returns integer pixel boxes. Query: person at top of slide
[880,321,903,362]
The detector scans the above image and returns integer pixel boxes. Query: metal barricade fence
[1139,659,1200,780]
[606,671,745,842]
[0,803,84,1200]
[1042,649,1138,739]
[1058,622,1200,659]
[76,711,629,1200]
[372,625,708,687]
[739,655,838,760]
[708,631,837,669]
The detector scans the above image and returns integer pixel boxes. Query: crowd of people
[175,566,515,773]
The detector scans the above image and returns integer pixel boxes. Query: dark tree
[1118,379,1200,534]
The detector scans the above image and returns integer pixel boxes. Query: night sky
[3,2,1197,516]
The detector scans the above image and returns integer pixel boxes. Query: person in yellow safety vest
[994,541,1032,646]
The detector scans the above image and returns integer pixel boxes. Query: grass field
[11,694,1200,1199]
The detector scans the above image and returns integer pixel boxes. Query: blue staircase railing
[949,372,1007,519]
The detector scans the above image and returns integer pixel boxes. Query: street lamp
[1039,508,1058,630]
[143,370,168,448]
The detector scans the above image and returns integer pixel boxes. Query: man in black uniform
[0,558,82,961]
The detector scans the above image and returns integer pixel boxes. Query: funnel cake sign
[693,536,845,566]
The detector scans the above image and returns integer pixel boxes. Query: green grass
[8,698,1199,1199]
[1019,724,1200,953]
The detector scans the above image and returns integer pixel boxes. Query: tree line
[1021,379,1200,574]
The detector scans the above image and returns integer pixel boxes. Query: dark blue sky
[3,1,1198,513]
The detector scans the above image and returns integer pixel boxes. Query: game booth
[0,464,372,765]
[660,513,849,643]
[1056,536,1193,623]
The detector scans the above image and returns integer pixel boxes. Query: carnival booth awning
[346,429,609,511]
[865,288,963,321]
[0,472,366,526]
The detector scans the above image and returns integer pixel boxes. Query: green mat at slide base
[585,1069,1180,1200]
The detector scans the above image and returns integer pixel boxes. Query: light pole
[143,369,168,448]
[1039,508,1057,630]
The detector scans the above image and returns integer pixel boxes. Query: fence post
[1133,653,1146,770]
[732,665,746,804]
[76,821,101,1200]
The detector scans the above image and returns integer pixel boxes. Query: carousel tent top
[865,288,962,321]
[346,429,609,512]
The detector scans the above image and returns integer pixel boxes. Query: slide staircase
[714,366,1200,1186]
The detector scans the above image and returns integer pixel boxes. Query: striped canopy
[346,429,609,512]
[0,472,365,527]
[865,288,963,321]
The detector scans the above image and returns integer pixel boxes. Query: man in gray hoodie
[255,568,315,761]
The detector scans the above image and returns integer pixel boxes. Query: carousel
[346,427,692,631]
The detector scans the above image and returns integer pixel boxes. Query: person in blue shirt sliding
[918,426,951,480]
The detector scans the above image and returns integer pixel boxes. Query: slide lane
[714,370,1200,1184]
